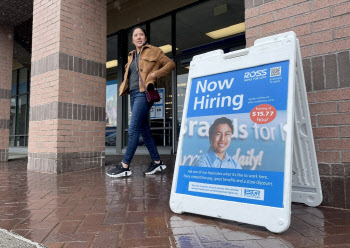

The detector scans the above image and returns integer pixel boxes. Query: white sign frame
[169,32,322,233]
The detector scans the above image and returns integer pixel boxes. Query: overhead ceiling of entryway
[0,0,33,68]
[0,0,33,26]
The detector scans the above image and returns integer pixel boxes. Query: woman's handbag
[135,53,161,103]
[145,89,161,103]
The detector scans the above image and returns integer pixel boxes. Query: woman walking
[106,27,175,178]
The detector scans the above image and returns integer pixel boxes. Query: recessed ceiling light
[206,22,245,39]
[106,60,118,68]
[159,44,179,54]
[159,44,172,54]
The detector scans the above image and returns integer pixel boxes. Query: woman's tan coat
[119,44,175,96]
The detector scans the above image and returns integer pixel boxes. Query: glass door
[149,16,173,147]
[149,72,173,147]
[175,58,190,152]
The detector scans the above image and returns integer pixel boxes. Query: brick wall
[245,0,350,208]
[28,0,107,173]
[0,25,13,162]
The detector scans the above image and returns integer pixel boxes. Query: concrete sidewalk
[0,228,46,248]
[0,156,350,247]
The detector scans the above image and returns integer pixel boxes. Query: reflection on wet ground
[0,156,349,248]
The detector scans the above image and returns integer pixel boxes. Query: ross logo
[244,69,267,81]
[244,189,261,199]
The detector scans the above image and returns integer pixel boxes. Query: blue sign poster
[176,61,289,208]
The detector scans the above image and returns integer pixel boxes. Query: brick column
[245,0,350,209]
[28,0,107,173]
[0,25,13,162]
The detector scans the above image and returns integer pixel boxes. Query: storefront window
[176,60,190,124]
[150,16,172,56]
[9,67,30,147]
[107,35,118,75]
[18,68,28,94]
[11,71,17,96]
[16,95,27,135]
[176,0,245,55]
[106,35,118,146]
[106,80,117,130]
[150,16,173,146]
[10,98,16,136]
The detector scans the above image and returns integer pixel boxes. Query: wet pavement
[0,156,350,248]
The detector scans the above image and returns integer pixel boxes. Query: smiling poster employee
[194,117,242,169]
[106,26,175,178]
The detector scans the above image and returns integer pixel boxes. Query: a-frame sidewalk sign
[170,31,322,233]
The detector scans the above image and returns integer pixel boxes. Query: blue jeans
[122,89,160,165]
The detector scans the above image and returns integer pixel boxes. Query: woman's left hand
[150,73,157,80]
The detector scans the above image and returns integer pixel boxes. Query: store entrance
[119,0,246,154]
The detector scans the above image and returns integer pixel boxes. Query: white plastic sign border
[170,32,301,233]
[290,40,322,207]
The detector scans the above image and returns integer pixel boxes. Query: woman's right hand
[150,72,157,80]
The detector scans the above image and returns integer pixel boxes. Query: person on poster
[194,117,242,169]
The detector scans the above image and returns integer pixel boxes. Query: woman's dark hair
[209,117,234,142]
[130,26,148,43]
